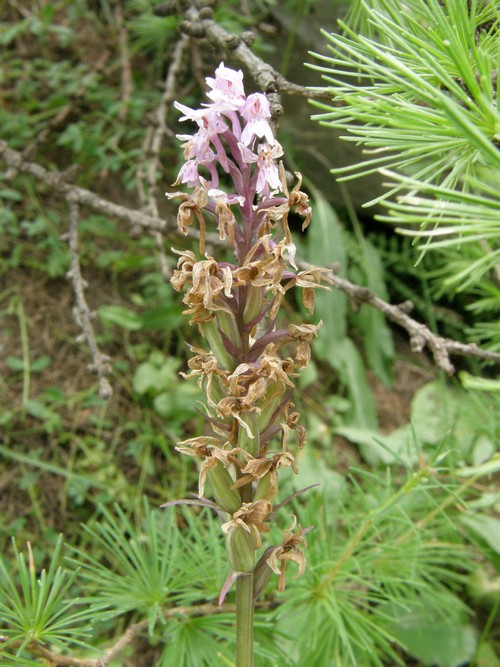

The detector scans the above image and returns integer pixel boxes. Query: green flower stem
[236,573,254,667]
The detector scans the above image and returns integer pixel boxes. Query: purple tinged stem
[218,326,241,357]
[248,329,288,359]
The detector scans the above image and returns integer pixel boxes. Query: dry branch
[154,0,333,114]
[66,199,113,400]
[0,140,172,233]
[20,600,276,667]
[1,139,498,376]
[141,34,191,279]
[299,260,500,373]
[112,0,134,122]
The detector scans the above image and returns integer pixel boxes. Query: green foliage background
[0,1,498,666]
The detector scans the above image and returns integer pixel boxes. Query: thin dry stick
[143,34,190,278]
[1,141,498,373]
[67,198,113,399]
[0,140,170,232]
[154,0,334,113]
[0,140,221,243]
[112,0,134,122]
[18,600,276,667]
[298,259,500,373]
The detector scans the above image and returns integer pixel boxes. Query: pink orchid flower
[240,93,275,146]
[239,141,284,193]
[205,61,246,111]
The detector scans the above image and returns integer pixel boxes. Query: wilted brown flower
[233,449,298,498]
[176,435,240,497]
[285,267,334,314]
[222,500,272,548]
[266,516,307,591]
[173,256,236,324]
[166,187,208,254]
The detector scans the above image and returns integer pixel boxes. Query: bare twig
[0,141,172,232]
[298,259,500,374]
[19,600,276,667]
[112,1,134,122]
[141,34,190,279]
[145,34,189,203]
[66,199,113,399]
[154,0,333,114]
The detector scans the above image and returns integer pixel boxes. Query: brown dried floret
[166,187,208,255]
[222,500,272,548]
[233,449,298,494]
[266,516,307,591]
[175,435,240,497]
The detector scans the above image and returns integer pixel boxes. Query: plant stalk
[236,573,254,667]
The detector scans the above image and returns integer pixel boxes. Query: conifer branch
[111,0,134,123]
[12,601,276,667]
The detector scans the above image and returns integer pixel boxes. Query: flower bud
[243,285,263,327]
[254,470,278,501]
[207,462,242,513]
[216,311,242,352]
[202,320,235,370]
[238,412,260,458]
[226,526,255,573]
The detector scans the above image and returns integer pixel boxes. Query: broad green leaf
[139,306,182,330]
[133,356,180,395]
[30,355,52,372]
[307,190,348,350]
[336,424,416,466]
[391,617,477,667]
[5,356,24,371]
[337,338,378,428]
[458,454,500,478]
[461,514,500,555]
[133,362,162,395]
[350,238,394,386]
[99,305,143,331]
[26,399,55,421]
[0,188,23,201]
[475,642,500,667]
[410,381,459,444]
[153,384,200,419]
[471,435,496,467]
[298,359,318,390]
[293,446,345,502]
